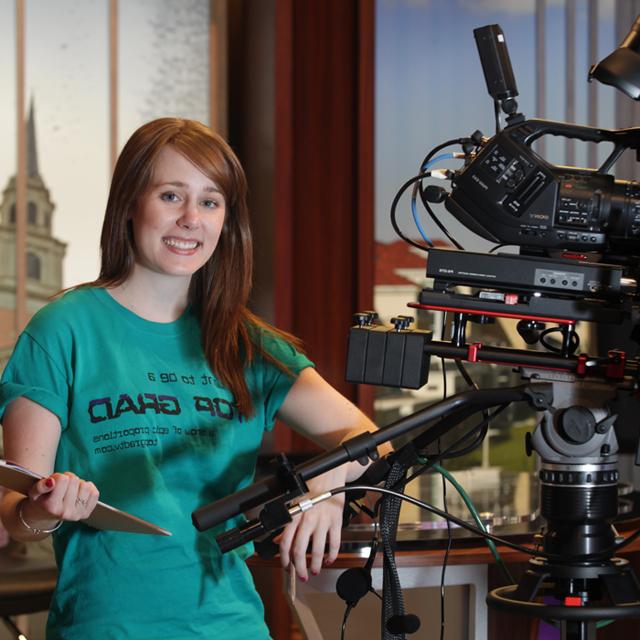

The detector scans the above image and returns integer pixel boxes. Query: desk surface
[3,516,640,574]
[249,513,640,569]
[0,540,57,617]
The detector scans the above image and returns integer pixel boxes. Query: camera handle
[510,118,640,173]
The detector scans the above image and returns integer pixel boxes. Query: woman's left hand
[277,466,347,581]
[274,367,386,580]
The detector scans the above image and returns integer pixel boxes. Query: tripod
[487,379,640,639]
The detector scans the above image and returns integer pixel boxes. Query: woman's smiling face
[130,145,226,281]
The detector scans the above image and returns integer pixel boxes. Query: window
[119,0,210,146]
[374,0,617,525]
[27,201,37,225]
[374,0,616,437]
[1,0,219,361]
[27,252,41,280]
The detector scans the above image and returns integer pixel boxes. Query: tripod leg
[512,568,549,601]
[560,620,597,640]
[600,568,640,605]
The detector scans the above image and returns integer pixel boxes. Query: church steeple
[0,96,66,366]
[26,97,40,179]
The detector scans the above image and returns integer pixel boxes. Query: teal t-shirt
[0,287,312,640]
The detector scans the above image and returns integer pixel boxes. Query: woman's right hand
[24,472,100,525]
[1,397,99,540]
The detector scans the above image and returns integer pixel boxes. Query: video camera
[349,22,640,389]
[191,19,640,640]
[343,21,640,639]
[445,115,640,259]
[451,24,640,260]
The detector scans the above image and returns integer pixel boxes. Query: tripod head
[526,380,620,558]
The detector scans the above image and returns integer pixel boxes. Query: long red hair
[91,118,301,417]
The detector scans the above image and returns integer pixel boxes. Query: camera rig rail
[345,308,640,391]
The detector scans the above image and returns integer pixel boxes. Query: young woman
[0,118,380,639]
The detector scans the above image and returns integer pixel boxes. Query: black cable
[334,485,553,559]
[334,485,640,564]
[373,403,503,517]
[415,138,473,251]
[340,603,353,640]
[375,434,640,563]
[411,181,436,249]
[440,312,448,360]
[435,402,499,461]
[439,454,452,640]
[438,477,451,630]
[540,326,580,355]
[455,359,477,389]
[449,315,481,398]
[440,422,490,460]
[403,404,509,486]
[417,185,465,250]
[610,525,640,554]
[419,137,472,173]
[453,358,491,458]
[445,329,491,460]
[439,323,451,640]
[339,523,382,640]
[440,359,448,395]
[390,173,433,251]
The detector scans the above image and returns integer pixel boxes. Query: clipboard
[0,459,171,536]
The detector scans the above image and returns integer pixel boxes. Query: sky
[0,0,209,287]
[0,0,624,285]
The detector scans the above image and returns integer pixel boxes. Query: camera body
[445,119,640,256]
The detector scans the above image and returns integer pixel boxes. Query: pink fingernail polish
[45,478,54,488]
[311,569,318,576]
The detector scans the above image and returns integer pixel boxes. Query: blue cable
[410,153,455,246]
[411,187,433,245]
[422,153,455,172]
